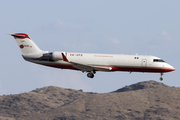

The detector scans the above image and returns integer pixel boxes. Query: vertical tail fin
[11,33,42,54]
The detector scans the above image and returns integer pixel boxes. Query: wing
[70,62,112,72]
[61,53,112,72]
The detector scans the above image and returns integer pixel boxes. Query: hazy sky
[0,0,179,94]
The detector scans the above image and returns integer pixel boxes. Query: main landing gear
[160,73,163,81]
[87,71,96,78]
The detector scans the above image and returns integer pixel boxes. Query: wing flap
[70,61,112,72]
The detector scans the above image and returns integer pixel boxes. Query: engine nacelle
[52,51,66,61]
[42,51,66,61]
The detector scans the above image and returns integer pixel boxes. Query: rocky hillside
[113,80,169,92]
[0,80,180,120]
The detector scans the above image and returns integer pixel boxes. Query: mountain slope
[113,80,169,92]
[0,80,180,120]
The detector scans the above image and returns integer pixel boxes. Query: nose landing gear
[160,73,163,81]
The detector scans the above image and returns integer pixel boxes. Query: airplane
[11,33,175,81]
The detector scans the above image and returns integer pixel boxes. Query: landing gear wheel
[160,73,163,81]
[87,73,94,78]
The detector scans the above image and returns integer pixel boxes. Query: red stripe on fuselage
[111,66,174,73]
[36,62,174,73]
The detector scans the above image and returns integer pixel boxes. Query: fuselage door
[141,59,147,68]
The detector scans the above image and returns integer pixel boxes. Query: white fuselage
[26,52,175,73]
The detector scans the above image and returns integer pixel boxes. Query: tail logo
[19,44,32,49]
[20,45,24,49]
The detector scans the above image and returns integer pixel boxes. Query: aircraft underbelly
[31,60,169,73]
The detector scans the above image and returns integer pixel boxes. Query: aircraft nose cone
[171,67,175,71]
[168,65,175,71]
[164,63,175,72]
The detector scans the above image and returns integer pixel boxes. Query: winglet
[61,53,69,62]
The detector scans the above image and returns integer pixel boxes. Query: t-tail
[11,33,50,61]
[11,33,42,55]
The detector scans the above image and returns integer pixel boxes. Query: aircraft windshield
[153,59,165,62]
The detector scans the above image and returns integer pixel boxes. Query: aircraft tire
[87,73,94,78]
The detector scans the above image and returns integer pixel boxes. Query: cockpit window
[153,59,165,62]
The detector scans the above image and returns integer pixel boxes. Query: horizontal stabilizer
[11,33,30,39]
